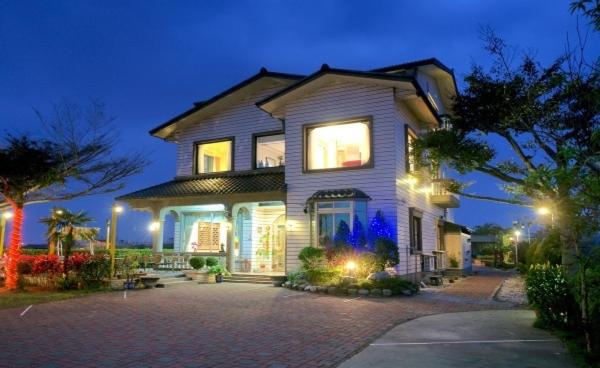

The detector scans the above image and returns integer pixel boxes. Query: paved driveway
[339,310,575,368]
[0,269,516,368]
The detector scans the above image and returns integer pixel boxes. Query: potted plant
[184,256,206,280]
[208,264,230,283]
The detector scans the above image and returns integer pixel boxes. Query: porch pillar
[151,207,164,253]
[225,204,234,272]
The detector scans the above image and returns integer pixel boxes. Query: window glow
[315,200,367,247]
[256,134,285,168]
[307,121,370,170]
[197,140,232,173]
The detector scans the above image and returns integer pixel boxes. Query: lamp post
[109,205,123,279]
[536,207,554,227]
[514,230,521,265]
[0,212,13,257]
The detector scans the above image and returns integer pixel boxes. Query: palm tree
[40,209,92,273]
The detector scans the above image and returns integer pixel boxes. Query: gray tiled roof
[116,169,285,200]
[307,188,371,202]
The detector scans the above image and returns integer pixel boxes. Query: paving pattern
[0,268,513,368]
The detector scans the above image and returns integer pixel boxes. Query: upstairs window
[305,118,372,172]
[195,139,233,174]
[255,132,285,168]
[405,125,418,173]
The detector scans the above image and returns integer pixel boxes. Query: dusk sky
[1,1,598,245]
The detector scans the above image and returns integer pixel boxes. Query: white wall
[174,81,289,177]
[284,80,399,271]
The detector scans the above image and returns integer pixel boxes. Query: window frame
[409,207,423,255]
[252,130,285,170]
[302,116,374,173]
[193,137,235,175]
[313,199,368,247]
[405,124,418,174]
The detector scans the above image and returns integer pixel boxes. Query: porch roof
[116,169,286,201]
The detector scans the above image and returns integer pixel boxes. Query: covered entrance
[115,169,287,274]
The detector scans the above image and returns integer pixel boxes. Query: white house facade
[116,59,466,279]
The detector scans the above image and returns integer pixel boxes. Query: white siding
[394,102,446,275]
[284,81,399,271]
[174,82,287,177]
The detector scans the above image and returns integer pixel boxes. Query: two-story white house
[116,58,464,279]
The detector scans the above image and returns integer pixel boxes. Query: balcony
[431,179,460,208]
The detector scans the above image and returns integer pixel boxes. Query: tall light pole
[109,204,123,279]
[514,229,521,265]
[537,206,554,227]
[0,212,13,257]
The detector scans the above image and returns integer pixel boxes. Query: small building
[443,222,472,275]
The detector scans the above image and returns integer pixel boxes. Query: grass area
[0,288,106,310]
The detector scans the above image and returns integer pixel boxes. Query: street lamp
[109,205,124,279]
[514,230,521,265]
[0,212,13,257]
[148,221,160,232]
[536,206,555,226]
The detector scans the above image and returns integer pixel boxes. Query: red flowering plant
[31,255,62,276]
[65,252,91,273]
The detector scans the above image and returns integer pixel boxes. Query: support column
[151,207,164,254]
[225,204,234,272]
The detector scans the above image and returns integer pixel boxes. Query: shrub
[350,217,367,249]
[526,263,574,328]
[287,269,305,284]
[189,257,205,270]
[367,210,394,249]
[205,257,219,267]
[357,252,379,278]
[372,277,417,294]
[374,238,399,270]
[17,257,34,275]
[208,264,230,276]
[358,280,373,290]
[333,220,351,249]
[79,256,109,288]
[298,247,325,270]
[305,267,341,285]
[449,256,459,268]
[66,252,92,272]
[31,255,62,276]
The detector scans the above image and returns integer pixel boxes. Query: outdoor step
[224,275,278,281]
[223,279,275,285]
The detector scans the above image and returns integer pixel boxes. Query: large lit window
[405,125,418,173]
[315,200,367,247]
[195,139,233,174]
[255,133,285,168]
[305,119,371,171]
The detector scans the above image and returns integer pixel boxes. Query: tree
[571,0,600,30]
[350,216,367,250]
[413,23,599,353]
[367,210,393,249]
[0,101,146,289]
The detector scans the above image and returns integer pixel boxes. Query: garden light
[345,260,357,271]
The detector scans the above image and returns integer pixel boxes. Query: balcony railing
[430,179,460,208]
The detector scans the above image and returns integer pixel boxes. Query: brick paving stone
[0,267,511,368]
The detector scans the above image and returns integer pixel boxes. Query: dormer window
[304,117,372,172]
[194,138,233,174]
[254,131,285,169]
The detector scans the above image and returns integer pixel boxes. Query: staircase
[223,273,287,285]
[155,273,194,287]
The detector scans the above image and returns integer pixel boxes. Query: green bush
[526,263,573,328]
[189,257,205,270]
[287,269,305,284]
[357,252,379,278]
[372,277,418,294]
[205,257,219,267]
[298,247,325,270]
[79,256,109,288]
[305,267,341,285]
[208,264,230,276]
[449,256,459,268]
[358,280,373,290]
[374,238,399,270]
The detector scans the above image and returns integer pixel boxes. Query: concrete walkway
[339,309,575,368]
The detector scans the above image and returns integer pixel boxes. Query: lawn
[0,288,106,310]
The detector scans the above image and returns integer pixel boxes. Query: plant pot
[123,281,136,289]
[140,276,160,289]
[196,272,215,284]
[215,273,223,283]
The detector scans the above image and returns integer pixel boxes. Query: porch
[115,169,288,274]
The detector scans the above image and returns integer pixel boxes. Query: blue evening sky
[1,1,598,244]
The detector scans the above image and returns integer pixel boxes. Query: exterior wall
[284,81,399,271]
[444,232,472,272]
[394,102,446,276]
[174,81,287,177]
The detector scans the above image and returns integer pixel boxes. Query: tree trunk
[48,238,55,255]
[5,203,23,290]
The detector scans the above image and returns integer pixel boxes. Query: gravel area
[495,275,528,305]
